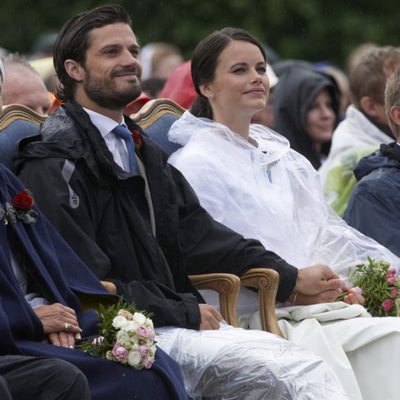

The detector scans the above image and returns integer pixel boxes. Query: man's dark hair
[53,4,131,101]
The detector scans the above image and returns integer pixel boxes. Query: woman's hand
[342,287,366,305]
[48,331,77,348]
[293,289,342,305]
[34,303,82,347]
[292,286,366,306]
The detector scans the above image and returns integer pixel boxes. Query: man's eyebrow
[99,43,121,51]
[128,44,141,53]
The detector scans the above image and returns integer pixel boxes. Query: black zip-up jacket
[16,101,297,329]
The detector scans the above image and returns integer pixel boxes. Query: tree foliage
[0,0,399,68]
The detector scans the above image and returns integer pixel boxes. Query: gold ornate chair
[100,274,241,328]
[131,98,283,336]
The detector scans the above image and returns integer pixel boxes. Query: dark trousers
[0,355,90,400]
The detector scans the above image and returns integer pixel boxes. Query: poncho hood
[272,66,340,168]
[354,142,400,181]
[168,110,291,167]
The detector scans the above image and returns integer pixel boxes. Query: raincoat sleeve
[18,157,201,329]
[344,180,400,258]
[322,145,378,216]
[169,164,298,302]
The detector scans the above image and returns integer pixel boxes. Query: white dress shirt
[10,251,48,309]
[83,107,130,172]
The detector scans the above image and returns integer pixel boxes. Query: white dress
[156,322,347,399]
[168,110,400,400]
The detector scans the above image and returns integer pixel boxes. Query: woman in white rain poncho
[168,27,400,400]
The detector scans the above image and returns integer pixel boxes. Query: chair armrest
[101,280,117,295]
[189,273,240,327]
[240,268,283,337]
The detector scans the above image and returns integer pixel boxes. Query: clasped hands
[34,303,82,348]
[291,264,365,306]
[198,264,365,332]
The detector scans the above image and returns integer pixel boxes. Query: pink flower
[111,342,129,362]
[136,326,149,338]
[386,274,396,285]
[388,267,397,275]
[117,309,133,320]
[147,328,156,340]
[139,344,150,357]
[142,356,154,369]
[391,287,398,299]
[382,299,394,312]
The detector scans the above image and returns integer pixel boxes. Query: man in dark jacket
[16,5,348,399]
[344,68,400,257]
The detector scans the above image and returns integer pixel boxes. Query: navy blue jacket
[344,142,400,257]
[0,164,187,400]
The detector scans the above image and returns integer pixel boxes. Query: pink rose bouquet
[340,257,400,317]
[77,300,156,369]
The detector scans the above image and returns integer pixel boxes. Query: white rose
[145,318,154,329]
[125,320,139,333]
[116,330,130,343]
[128,349,142,368]
[112,315,128,329]
[133,312,147,325]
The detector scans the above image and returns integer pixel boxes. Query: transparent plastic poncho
[156,323,348,399]
[168,111,400,279]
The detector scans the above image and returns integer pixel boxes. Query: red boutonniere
[131,129,143,150]
[5,189,38,225]
[13,190,34,211]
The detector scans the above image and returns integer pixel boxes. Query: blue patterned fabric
[144,114,182,156]
[0,120,40,171]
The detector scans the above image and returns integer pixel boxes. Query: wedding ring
[65,323,71,332]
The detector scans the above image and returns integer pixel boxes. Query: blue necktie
[112,125,137,175]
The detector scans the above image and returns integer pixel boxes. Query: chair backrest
[0,104,46,171]
[131,98,185,156]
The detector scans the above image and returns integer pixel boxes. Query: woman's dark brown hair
[190,27,266,119]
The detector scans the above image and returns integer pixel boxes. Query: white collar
[82,107,125,138]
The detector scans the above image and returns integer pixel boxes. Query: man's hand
[292,264,348,305]
[295,264,347,295]
[34,303,82,336]
[199,304,222,330]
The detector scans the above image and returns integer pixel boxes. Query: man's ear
[64,59,84,82]
[359,96,381,118]
[389,105,400,127]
